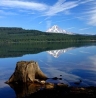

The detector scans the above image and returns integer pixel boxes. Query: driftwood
[6,61,47,83]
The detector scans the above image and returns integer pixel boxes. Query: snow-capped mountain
[47,47,75,58]
[46,25,73,34]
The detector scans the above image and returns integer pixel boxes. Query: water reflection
[0,43,96,98]
[7,83,43,98]
[0,42,95,58]
[47,47,75,58]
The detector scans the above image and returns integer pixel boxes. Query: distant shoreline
[0,27,96,43]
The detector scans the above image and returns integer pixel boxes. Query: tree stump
[6,61,47,83]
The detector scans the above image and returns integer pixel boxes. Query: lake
[0,42,96,98]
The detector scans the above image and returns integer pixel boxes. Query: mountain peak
[46,25,73,34]
[52,25,58,28]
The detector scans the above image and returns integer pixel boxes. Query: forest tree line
[0,27,96,43]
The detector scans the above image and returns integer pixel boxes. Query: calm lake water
[0,43,96,98]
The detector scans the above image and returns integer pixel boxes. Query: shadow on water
[7,82,96,98]
[8,83,44,98]
[0,42,96,58]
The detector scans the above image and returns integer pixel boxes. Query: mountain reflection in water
[47,47,75,58]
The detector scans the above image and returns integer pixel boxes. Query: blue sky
[0,0,96,34]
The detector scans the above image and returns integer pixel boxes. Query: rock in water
[6,61,47,83]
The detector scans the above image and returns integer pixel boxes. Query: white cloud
[66,27,75,30]
[46,20,52,29]
[39,21,43,24]
[87,8,96,26]
[39,17,50,24]
[0,0,48,11]
[0,0,95,18]
[44,0,95,16]
[0,10,17,15]
[64,10,71,15]
[18,9,35,14]
[45,0,79,16]
[53,17,76,23]
[79,27,92,30]
[82,1,96,26]
[80,0,95,4]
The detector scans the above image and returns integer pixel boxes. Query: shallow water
[0,44,96,98]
